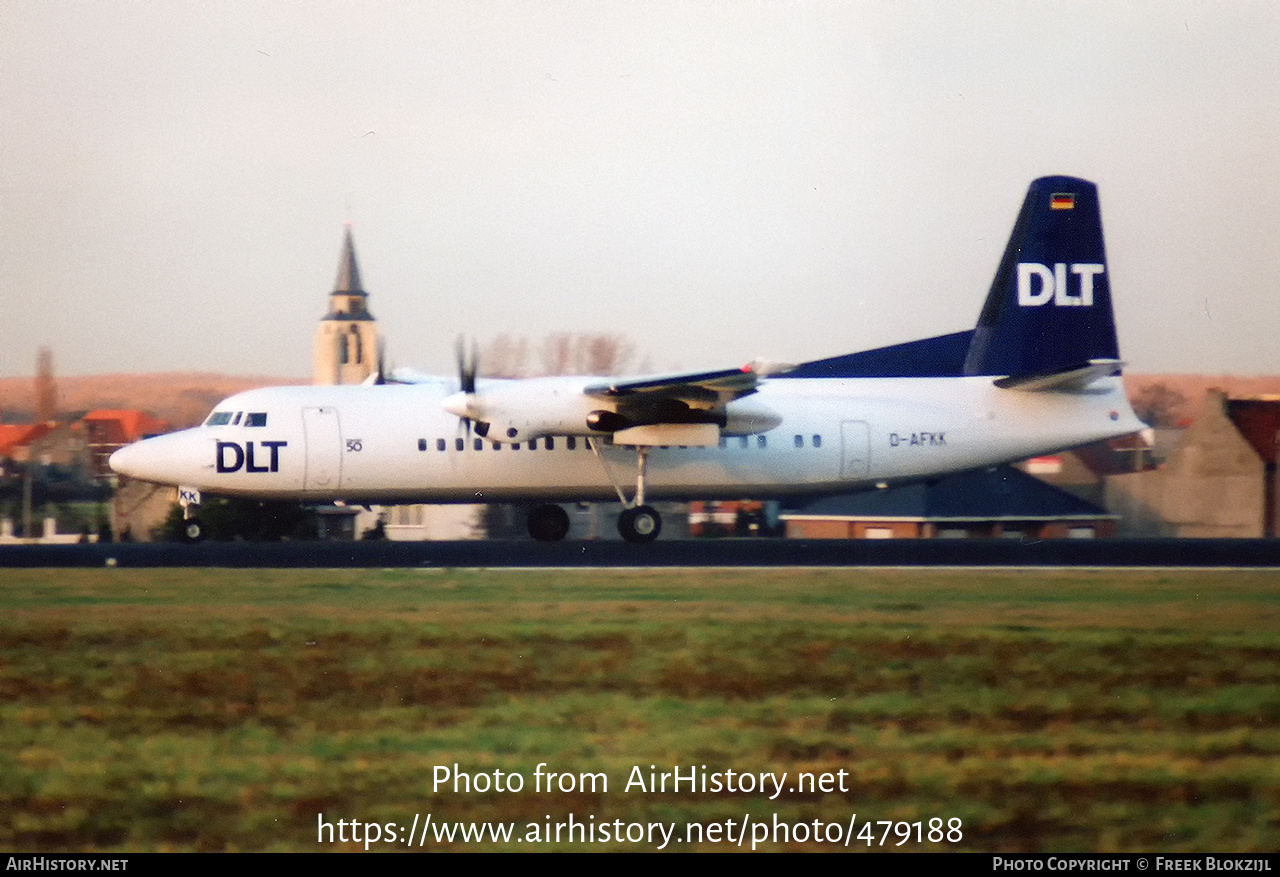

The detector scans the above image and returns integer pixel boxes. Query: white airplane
[110,176,1145,543]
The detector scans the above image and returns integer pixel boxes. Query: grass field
[1,567,1277,852]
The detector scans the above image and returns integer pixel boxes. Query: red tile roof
[81,410,171,443]
[0,423,54,457]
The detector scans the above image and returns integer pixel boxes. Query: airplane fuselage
[112,376,1140,505]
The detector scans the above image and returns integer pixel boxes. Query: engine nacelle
[586,410,631,433]
[444,378,607,442]
[721,398,782,435]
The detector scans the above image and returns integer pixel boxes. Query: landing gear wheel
[527,504,570,542]
[618,505,662,544]
[182,518,204,543]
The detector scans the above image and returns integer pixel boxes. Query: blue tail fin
[963,176,1119,378]
[786,176,1120,380]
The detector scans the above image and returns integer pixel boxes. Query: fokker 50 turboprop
[111,176,1145,543]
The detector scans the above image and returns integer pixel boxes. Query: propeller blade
[453,335,481,436]
[456,335,478,395]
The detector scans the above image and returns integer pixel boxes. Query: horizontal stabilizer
[993,359,1124,392]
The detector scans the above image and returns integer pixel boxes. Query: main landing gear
[598,441,662,544]
[527,504,570,542]
[521,441,665,544]
[617,504,661,543]
[524,501,661,543]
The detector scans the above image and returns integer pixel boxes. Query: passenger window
[418,439,427,451]
[545,437,555,450]
[456,438,465,451]
[245,412,267,427]
[758,435,767,448]
[566,437,576,450]
[813,434,822,448]
[474,438,484,451]
[794,435,803,448]
[436,439,446,452]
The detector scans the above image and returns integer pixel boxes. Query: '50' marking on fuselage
[216,440,287,473]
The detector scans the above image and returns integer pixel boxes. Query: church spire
[333,224,365,294]
[315,225,379,385]
[324,225,372,320]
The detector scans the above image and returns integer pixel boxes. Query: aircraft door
[840,420,870,479]
[302,407,342,490]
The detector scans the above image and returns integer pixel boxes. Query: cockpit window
[205,412,234,426]
[231,412,242,426]
[245,412,268,427]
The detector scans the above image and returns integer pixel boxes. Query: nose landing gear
[177,485,204,543]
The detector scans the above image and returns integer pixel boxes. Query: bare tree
[480,333,532,378]
[485,333,636,377]
[539,333,574,377]
[579,333,635,376]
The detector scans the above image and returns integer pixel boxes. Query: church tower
[314,226,380,385]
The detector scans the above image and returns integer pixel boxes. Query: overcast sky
[4,1,1280,379]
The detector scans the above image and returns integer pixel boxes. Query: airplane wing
[381,368,452,386]
[583,366,761,406]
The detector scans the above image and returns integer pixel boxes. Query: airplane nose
[108,442,145,479]
[109,432,204,484]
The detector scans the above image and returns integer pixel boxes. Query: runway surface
[4,538,1280,568]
